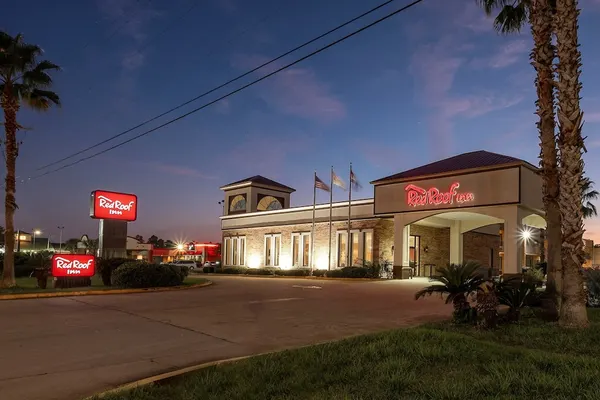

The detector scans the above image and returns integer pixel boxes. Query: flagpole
[328,166,333,271]
[311,171,317,275]
[347,162,352,267]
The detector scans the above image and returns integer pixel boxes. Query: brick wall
[463,231,501,269]
[224,218,388,269]
[224,218,501,271]
[410,225,450,269]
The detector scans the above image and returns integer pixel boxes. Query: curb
[0,280,213,301]
[202,274,386,282]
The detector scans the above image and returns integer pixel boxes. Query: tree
[0,32,60,287]
[147,235,159,245]
[477,0,562,318]
[554,0,588,328]
[63,238,80,254]
[82,238,99,256]
[134,234,144,243]
[164,240,176,249]
[581,177,598,219]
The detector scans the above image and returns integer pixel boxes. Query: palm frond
[494,3,529,33]
[24,88,61,110]
[22,60,60,87]
[414,261,485,303]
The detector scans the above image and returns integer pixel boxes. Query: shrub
[245,268,275,275]
[202,266,215,273]
[495,276,538,322]
[221,267,248,274]
[584,268,600,307]
[97,257,129,286]
[327,266,370,278]
[523,267,545,287]
[415,261,485,324]
[112,262,188,288]
[312,269,327,277]
[0,252,51,277]
[277,268,311,277]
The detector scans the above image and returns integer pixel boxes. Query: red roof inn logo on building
[405,182,475,207]
[90,190,138,221]
[52,254,96,277]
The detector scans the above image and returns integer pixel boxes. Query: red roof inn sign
[52,254,96,277]
[90,190,138,221]
[405,182,475,208]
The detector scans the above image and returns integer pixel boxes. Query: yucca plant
[415,261,485,323]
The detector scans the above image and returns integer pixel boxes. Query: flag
[332,170,346,190]
[315,175,330,192]
[350,169,362,191]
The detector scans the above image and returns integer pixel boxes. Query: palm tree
[477,0,562,318]
[554,0,588,328]
[0,31,60,287]
[581,177,598,218]
[415,261,485,322]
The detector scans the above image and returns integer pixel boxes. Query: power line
[36,0,403,171]
[28,0,424,181]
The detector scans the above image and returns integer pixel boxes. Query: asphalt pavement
[0,276,449,400]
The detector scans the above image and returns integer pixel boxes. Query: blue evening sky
[3,0,600,243]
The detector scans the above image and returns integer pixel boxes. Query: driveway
[0,276,449,400]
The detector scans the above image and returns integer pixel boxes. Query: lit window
[257,196,283,211]
[292,233,311,267]
[223,236,246,266]
[337,230,374,267]
[229,195,247,213]
[264,234,281,267]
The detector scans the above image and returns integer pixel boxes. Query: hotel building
[220,151,549,278]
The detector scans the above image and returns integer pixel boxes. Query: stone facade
[463,231,501,269]
[224,217,501,272]
[223,218,394,269]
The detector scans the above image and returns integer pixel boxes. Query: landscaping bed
[211,265,389,279]
[97,309,600,400]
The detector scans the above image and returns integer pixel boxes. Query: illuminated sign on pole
[405,182,475,207]
[90,190,138,221]
[51,254,96,277]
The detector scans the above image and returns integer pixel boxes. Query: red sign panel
[52,254,96,277]
[405,182,475,207]
[90,190,138,221]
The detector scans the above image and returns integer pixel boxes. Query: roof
[372,150,537,184]
[220,175,296,192]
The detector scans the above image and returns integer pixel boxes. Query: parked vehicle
[170,260,198,271]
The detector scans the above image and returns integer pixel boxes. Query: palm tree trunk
[1,86,19,288]
[530,0,562,320]
[554,0,588,328]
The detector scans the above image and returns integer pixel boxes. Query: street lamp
[57,226,65,252]
[32,229,41,252]
[218,200,225,214]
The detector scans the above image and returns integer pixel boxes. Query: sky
[3,0,600,244]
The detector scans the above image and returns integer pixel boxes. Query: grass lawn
[0,275,208,295]
[99,309,600,400]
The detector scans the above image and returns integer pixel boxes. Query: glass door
[409,235,420,276]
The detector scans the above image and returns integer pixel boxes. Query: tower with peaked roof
[219,175,296,216]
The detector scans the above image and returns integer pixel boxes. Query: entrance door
[409,235,420,276]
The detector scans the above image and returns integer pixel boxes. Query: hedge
[97,257,130,286]
[215,267,379,278]
[112,262,188,288]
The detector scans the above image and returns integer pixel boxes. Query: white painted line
[292,285,322,290]
[248,297,303,304]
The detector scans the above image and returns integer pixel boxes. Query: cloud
[133,161,217,179]
[454,2,495,33]
[97,0,161,44]
[232,54,346,122]
[471,40,529,69]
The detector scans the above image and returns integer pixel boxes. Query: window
[223,236,246,266]
[337,230,374,267]
[264,234,281,267]
[229,194,247,213]
[292,233,311,267]
[257,195,283,211]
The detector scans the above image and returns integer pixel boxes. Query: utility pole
[57,226,64,253]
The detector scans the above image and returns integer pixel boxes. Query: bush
[277,268,311,277]
[221,267,248,274]
[112,262,188,288]
[0,252,52,277]
[584,268,600,307]
[312,269,327,277]
[327,266,370,278]
[523,267,545,286]
[202,266,215,273]
[247,267,280,275]
[97,257,129,286]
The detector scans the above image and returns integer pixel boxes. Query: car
[170,260,198,270]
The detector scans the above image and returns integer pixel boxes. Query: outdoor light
[176,244,184,250]
[520,227,532,240]
[248,254,260,268]
[34,230,41,235]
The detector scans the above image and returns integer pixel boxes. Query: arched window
[257,195,283,211]
[229,195,246,213]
